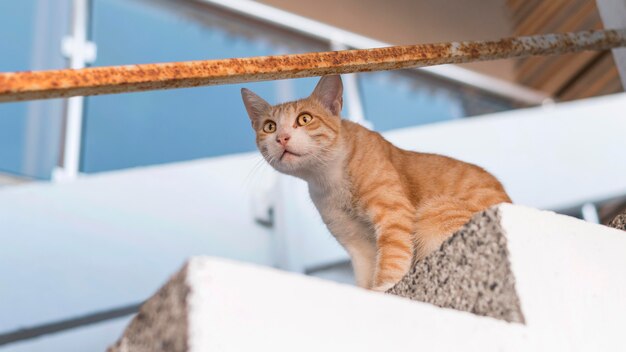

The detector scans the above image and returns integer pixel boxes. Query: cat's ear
[241,88,271,123]
[311,75,343,116]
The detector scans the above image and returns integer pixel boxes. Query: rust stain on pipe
[1,28,625,103]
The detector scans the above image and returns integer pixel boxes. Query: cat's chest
[309,183,353,219]
[308,177,373,241]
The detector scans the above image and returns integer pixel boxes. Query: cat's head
[241,75,344,176]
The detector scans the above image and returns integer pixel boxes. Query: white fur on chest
[307,169,374,245]
[304,155,377,288]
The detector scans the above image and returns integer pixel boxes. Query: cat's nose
[276,134,291,146]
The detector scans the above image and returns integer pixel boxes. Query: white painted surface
[54,0,94,181]
[186,257,529,352]
[501,204,626,351]
[386,93,626,210]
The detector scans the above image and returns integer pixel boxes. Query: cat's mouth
[280,149,302,161]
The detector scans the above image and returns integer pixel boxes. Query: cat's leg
[343,238,377,289]
[413,196,482,260]
[363,195,416,292]
[323,212,377,289]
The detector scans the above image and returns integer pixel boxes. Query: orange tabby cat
[241,75,511,292]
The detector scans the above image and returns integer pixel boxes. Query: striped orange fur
[242,75,511,291]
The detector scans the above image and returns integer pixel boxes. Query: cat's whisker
[243,156,270,189]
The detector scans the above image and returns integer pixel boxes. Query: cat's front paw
[370,282,396,292]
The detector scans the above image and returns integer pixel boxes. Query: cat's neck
[306,156,346,191]
[301,137,348,192]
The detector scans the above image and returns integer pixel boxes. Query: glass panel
[359,70,515,132]
[0,1,68,180]
[0,1,36,177]
[83,0,325,173]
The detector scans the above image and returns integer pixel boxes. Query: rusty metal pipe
[1,28,626,103]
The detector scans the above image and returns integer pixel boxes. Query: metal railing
[2,28,626,103]
[190,0,550,104]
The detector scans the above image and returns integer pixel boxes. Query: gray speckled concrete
[608,210,626,231]
[108,265,189,352]
[388,206,525,323]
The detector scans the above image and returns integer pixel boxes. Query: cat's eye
[297,113,313,126]
[263,121,276,133]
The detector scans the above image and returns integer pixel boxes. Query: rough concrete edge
[107,263,190,352]
[492,206,526,323]
[608,210,626,231]
[387,204,526,324]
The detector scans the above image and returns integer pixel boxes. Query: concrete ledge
[108,258,527,352]
[609,210,626,230]
[389,206,524,323]
[108,266,189,352]
[108,204,626,351]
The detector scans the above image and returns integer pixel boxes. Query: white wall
[386,93,626,210]
[0,153,276,333]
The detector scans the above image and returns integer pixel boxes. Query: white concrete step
[108,204,626,351]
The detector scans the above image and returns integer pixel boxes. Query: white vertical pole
[596,0,626,87]
[581,202,600,224]
[23,0,70,179]
[54,0,95,181]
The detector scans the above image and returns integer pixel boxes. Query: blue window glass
[0,1,68,180]
[0,1,36,177]
[359,71,465,131]
[359,70,515,132]
[83,0,324,173]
